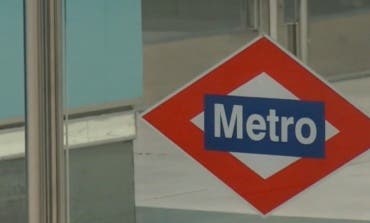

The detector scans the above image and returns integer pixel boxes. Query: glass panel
[65,0,141,222]
[307,0,370,80]
[66,0,142,109]
[61,0,370,222]
[0,0,27,222]
[136,0,370,222]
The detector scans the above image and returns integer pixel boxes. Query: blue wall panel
[0,0,24,120]
[0,0,142,120]
[66,0,142,109]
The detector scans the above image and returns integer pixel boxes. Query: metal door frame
[25,0,67,222]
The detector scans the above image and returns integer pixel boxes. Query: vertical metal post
[269,0,279,39]
[259,0,271,35]
[286,23,298,55]
[284,0,300,56]
[299,0,308,63]
[243,0,259,31]
[25,0,66,222]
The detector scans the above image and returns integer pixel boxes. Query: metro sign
[142,36,370,214]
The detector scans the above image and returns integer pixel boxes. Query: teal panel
[66,0,143,109]
[0,0,142,120]
[0,0,24,120]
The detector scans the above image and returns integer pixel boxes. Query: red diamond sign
[142,36,370,214]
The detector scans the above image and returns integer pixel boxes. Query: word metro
[204,95,325,158]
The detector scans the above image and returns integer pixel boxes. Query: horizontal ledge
[0,111,136,161]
